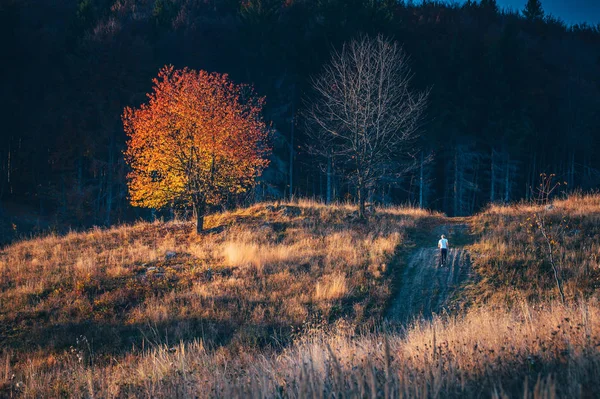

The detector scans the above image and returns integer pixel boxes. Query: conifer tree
[480,0,498,13]
[523,0,545,20]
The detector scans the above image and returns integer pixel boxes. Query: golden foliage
[122,65,270,211]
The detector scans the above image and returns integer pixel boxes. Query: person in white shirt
[438,234,449,266]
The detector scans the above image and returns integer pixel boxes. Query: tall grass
[2,196,600,397]
[3,299,598,397]
[467,193,600,306]
[0,201,434,371]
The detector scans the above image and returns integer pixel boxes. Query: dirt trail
[386,222,473,324]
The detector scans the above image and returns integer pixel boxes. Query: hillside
[1,197,599,397]
[0,202,436,355]
[466,193,600,306]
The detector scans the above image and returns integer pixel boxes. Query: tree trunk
[357,185,366,219]
[458,152,464,216]
[105,134,114,226]
[5,140,12,196]
[77,156,83,196]
[453,150,459,216]
[490,148,495,202]
[289,98,295,201]
[471,156,479,214]
[326,155,332,204]
[569,152,575,191]
[196,209,204,234]
[419,151,424,209]
[195,198,206,234]
[95,171,102,223]
[504,153,510,203]
[528,152,537,200]
[319,167,323,202]
[61,175,67,216]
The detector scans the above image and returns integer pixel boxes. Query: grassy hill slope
[0,202,439,353]
[466,194,600,307]
[1,197,599,397]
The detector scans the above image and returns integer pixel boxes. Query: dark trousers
[440,248,448,265]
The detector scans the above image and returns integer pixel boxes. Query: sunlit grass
[4,299,599,397]
[0,201,435,374]
[2,196,600,397]
[467,193,600,306]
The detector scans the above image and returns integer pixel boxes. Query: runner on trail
[438,234,449,266]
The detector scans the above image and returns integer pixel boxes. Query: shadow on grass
[2,315,298,356]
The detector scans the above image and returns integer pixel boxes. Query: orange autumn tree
[123,66,271,233]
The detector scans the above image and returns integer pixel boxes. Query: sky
[454,0,600,25]
[493,0,600,25]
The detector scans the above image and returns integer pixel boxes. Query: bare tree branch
[306,34,429,217]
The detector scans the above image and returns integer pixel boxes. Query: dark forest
[1,0,599,240]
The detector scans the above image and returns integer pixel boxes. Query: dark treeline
[1,0,599,235]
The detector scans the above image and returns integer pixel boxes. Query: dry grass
[466,193,600,306]
[3,196,600,397]
[480,193,600,219]
[0,201,433,361]
[3,299,598,398]
[314,272,350,301]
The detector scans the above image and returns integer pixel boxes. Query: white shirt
[438,238,448,249]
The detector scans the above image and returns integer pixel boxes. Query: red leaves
[122,65,271,210]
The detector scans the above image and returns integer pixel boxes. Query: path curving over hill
[386,223,473,324]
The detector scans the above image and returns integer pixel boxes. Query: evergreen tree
[523,0,544,20]
[480,0,498,13]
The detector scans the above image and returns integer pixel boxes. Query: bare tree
[306,35,429,217]
[530,173,566,304]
